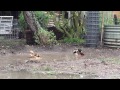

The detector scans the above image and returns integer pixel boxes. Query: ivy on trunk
[23,11,56,45]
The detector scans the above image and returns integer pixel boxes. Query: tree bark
[23,11,42,31]
[23,11,52,45]
[23,11,41,44]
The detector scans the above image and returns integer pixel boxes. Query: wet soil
[0,44,120,79]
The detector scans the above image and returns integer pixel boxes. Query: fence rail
[0,17,20,39]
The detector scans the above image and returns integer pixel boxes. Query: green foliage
[34,11,49,29]
[33,11,57,45]
[62,37,85,44]
[18,11,27,31]
[18,11,57,45]
[51,11,86,39]
[18,11,50,30]
[100,11,114,26]
[117,18,120,24]
[34,28,57,45]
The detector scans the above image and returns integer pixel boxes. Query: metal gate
[0,16,20,39]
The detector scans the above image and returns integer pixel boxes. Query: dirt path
[0,45,120,79]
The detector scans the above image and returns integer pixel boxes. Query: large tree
[23,11,56,45]
[23,11,40,32]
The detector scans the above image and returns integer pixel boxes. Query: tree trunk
[23,11,40,44]
[23,11,53,45]
[23,11,38,32]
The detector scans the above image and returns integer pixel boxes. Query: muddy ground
[0,41,120,79]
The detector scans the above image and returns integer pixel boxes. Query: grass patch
[43,66,55,75]
[61,37,85,44]
[44,66,52,71]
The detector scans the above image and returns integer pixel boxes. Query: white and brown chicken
[29,50,41,60]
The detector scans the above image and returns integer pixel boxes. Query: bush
[18,11,50,30]
[62,37,85,44]
[99,11,114,26]
[18,11,27,31]
[34,28,57,45]
[34,11,49,29]
[18,11,57,45]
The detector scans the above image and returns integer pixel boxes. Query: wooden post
[68,11,71,26]
[100,11,104,46]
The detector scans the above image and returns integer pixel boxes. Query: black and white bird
[73,49,84,56]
